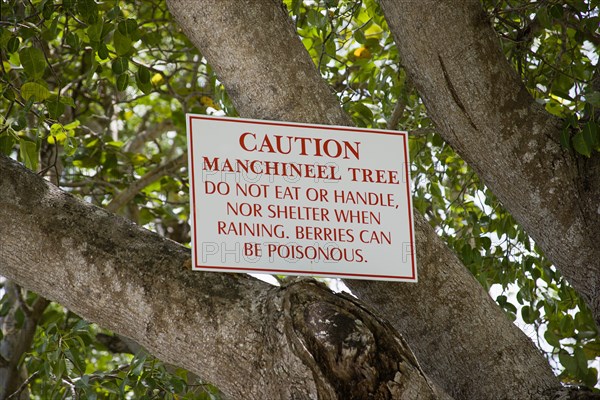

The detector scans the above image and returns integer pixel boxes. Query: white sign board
[187,114,417,282]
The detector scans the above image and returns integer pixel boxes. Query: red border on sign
[187,115,416,281]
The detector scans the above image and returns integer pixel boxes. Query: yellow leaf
[55,132,67,143]
[151,73,164,86]
[364,24,383,39]
[47,132,67,145]
[353,47,371,59]
[200,95,219,109]
[131,153,149,165]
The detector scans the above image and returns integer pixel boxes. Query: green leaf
[0,28,9,49]
[559,314,575,336]
[106,5,120,20]
[585,91,600,106]
[143,31,161,47]
[19,139,38,170]
[97,43,109,60]
[118,19,138,37]
[307,9,327,29]
[583,368,598,388]
[12,113,26,131]
[573,131,591,157]
[21,81,50,102]
[63,120,80,130]
[549,4,563,18]
[582,121,599,149]
[574,347,588,375]
[559,350,578,376]
[60,96,75,107]
[77,0,99,24]
[349,102,374,126]
[2,86,15,101]
[63,137,77,156]
[7,36,19,53]
[66,347,86,374]
[0,297,10,317]
[14,307,25,329]
[0,134,16,155]
[66,32,80,49]
[53,355,66,378]
[135,72,152,94]
[521,305,539,324]
[544,329,561,347]
[46,97,65,119]
[19,47,47,79]
[112,57,129,75]
[131,353,147,376]
[354,29,365,44]
[583,341,600,358]
[113,30,132,56]
[116,73,129,91]
[536,7,552,29]
[86,22,103,42]
[42,2,54,19]
[560,128,571,149]
[480,236,492,251]
[137,65,150,84]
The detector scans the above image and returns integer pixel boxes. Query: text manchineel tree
[0,0,599,399]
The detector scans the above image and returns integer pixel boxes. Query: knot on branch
[282,281,438,400]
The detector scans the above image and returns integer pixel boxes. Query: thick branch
[379,0,600,325]
[166,1,559,399]
[0,154,449,400]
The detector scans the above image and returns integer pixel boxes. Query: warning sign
[187,114,417,282]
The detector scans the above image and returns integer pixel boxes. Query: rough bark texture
[0,154,449,400]
[379,0,600,325]
[348,216,559,400]
[166,1,559,399]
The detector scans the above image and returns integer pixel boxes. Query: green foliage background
[0,0,598,396]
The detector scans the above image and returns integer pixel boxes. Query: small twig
[61,378,77,400]
[386,80,413,130]
[6,371,39,400]
[106,154,187,213]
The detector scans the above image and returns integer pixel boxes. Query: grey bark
[379,0,600,325]
[166,1,558,399]
[0,154,450,399]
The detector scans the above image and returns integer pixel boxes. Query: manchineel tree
[0,0,599,398]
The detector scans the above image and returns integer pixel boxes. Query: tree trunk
[166,1,558,399]
[379,0,600,326]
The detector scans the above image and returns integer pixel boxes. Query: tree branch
[5,371,38,400]
[0,154,451,399]
[379,0,600,326]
